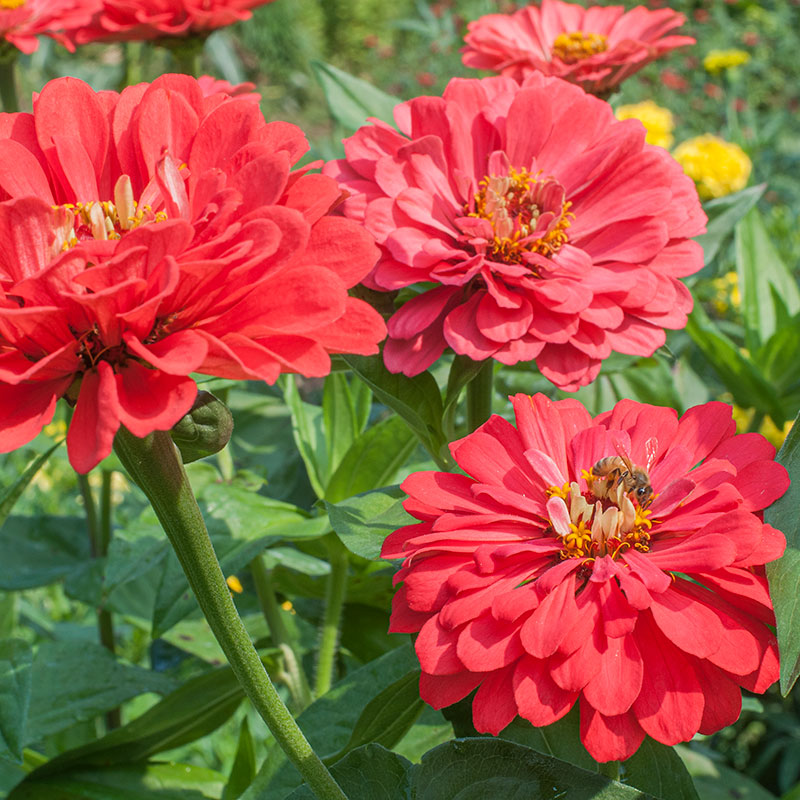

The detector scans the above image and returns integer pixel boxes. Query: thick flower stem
[250,555,313,711]
[0,58,19,113]
[113,428,348,800]
[599,760,621,781]
[314,534,349,698]
[466,359,494,433]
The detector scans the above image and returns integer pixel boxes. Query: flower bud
[170,391,233,463]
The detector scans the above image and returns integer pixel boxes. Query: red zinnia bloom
[461,0,694,96]
[0,75,385,472]
[383,394,787,762]
[68,0,276,44]
[0,0,98,54]
[324,75,705,389]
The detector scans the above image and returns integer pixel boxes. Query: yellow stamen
[552,31,608,63]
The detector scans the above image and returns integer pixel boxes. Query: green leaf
[623,739,700,800]
[0,442,61,528]
[0,640,32,762]
[757,317,800,395]
[677,746,778,800]
[411,738,652,799]
[696,183,765,266]
[735,206,800,351]
[282,376,328,498]
[0,516,89,590]
[286,744,412,800]
[223,717,256,800]
[29,664,243,778]
[10,762,225,800]
[26,641,176,744]
[323,373,361,481]
[685,306,786,424]
[766,410,800,694]
[324,669,423,764]
[344,354,448,467]
[241,644,419,800]
[325,416,417,504]
[311,61,399,131]
[326,486,415,560]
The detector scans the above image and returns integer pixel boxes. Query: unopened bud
[170,391,233,463]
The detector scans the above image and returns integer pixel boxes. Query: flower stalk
[250,554,313,711]
[314,533,349,698]
[0,54,19,113]
[466,359,494,433]
[113,427,347,800]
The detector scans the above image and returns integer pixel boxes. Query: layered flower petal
[382,394,786,762]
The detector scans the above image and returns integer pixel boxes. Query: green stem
[0,57,19,113]
[466,360,494,433]
[79,471,121,730]
[251,555,313,711]
[314,534,348,698]
[122,41,144,88]
[598,760,621,781]
[113,428,346,800]
[158,34,205,76]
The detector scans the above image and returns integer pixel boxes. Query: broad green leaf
[695,183,765,266]
[758,318,800,394]
[500,709,597,772]
[325,417,417,504]
[323,373,361,481]
[607,359,683,412]
[411,738,651,799]
[205,29,247,84]
[223,717,257,800]
[0,516,89,590]
[0,442,61,529]
[0,593,18,639]
[324,669,423,764]
[735,206,800,351]
[623,739,700,800]
[0,640,32,762]
[766,411,800,694]
[344,354,448,468]
[10,762,225,800]
[393,706,453,764]
[241,644,419,800]
[677,746,778,800]
[326,486,415,561]
[286,744,412,800]
[685,306,786,424]
[282,376,328,498]
[26,641,176,744]
[30,664,243,778]
[311,61,399,131]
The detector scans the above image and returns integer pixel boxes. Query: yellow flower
[615,100,675,149]
[760,416,794,450]
[226,575,244,594]
[672,134,752,200]
[703,49,751,74]
[711,270,740,314]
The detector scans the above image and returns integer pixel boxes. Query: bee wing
[644,437,658,472]
[611,436,634,473]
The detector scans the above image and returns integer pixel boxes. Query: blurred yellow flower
[711,270,740,314]
[672,134,752,199]
[760,416,794,450]
[615,100,675,148]
[226,575,244,594]
[703,49,751,74]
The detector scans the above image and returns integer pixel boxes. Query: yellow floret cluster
[615,100,675,148]
[703,48,751,73]
[672,134,752,199]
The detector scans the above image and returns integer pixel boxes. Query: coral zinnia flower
[324,75,705,389]
[382,394,787,762]
[0,0,98,54]
[69,0,275,43]
[461,0,695,96]
[0,75,385,473]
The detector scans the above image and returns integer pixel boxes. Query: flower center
[0,0,26,8]
[468,168,573,264]
[546,474,654,561]
[552,31,608,63]
[57,175,168,250]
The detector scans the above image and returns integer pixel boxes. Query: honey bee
[591,438,657,508]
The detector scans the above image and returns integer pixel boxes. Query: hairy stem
[113,428,347,800]
[314,534,348,698]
